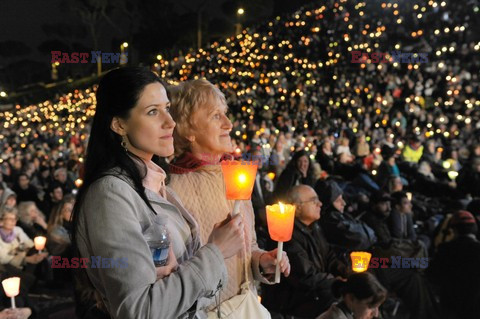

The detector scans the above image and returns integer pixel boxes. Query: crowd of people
[0,0,479,318]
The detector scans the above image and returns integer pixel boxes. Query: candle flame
[279,202,285,214]
[237,173,247,185]
[75,179,83,188]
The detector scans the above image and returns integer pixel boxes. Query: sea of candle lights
[0,0,478,186]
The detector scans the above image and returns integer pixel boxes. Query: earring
[121,136,128,152]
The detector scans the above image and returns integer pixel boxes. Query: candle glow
[34,236,47,251]
[266,202,295,242]
[350,251,372,273]
[221,160,258,200]
[2,277,20,297]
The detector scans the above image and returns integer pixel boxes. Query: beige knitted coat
[169,164,271,305]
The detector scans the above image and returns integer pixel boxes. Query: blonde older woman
[0,207,46,314]
[168,79,290,312]
[0,207,47,268]
[17,201,48,239]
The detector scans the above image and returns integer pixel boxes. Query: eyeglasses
[2,217,17,221]
[299,197,321,205]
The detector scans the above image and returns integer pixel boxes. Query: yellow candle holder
[350,251,372,273]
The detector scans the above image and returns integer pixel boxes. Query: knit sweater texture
[169,164,270,305]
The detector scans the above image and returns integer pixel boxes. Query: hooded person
[0,188,17,211]
[315,180,344,213]
[315,180,376,254]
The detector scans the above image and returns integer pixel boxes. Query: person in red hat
[427,210,480,318]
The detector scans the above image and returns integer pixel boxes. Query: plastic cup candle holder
[2,277,20,308]
[266,202,295,283]
[350,251,372,273]
[221,160,258,215]
[34,236,47,253]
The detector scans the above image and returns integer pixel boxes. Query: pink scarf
[169,152,233,174]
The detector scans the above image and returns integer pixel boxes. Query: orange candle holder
[221,160,258,216]
[350,251,372,273]
[266,202,296,283]
[221,160,258,200]
[266,202,296,242]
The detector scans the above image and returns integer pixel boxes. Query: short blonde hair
[0,206,18,220]
[168,79,227,156]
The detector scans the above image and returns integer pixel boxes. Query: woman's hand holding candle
[25,252,48,265]
[259,249,291,278]
[208,213,245,259]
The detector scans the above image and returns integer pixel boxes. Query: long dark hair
[70,67,164,303]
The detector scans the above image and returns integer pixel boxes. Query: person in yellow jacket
[402,136,424,163]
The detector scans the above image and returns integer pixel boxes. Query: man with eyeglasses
[262,185,347,319]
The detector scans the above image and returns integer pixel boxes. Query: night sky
[0,0,284,91]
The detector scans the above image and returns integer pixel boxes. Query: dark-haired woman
[47,194,75,255]
[274,150,316,201]
[317,272,387,319]
[47,194,76,285]
[72,67,245,319]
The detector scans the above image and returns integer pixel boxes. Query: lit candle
[75,178,83,188]
[34,236,47,253]
[266,202,295,283]
[406,192,413,201]
[221,160,258,216]
[350,251,372,273]
[448,171,458,180]
[267,172,276,180]
[2,277,20,308]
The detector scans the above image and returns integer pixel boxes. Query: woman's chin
[156,145,174,158]
[222,141,233,153]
